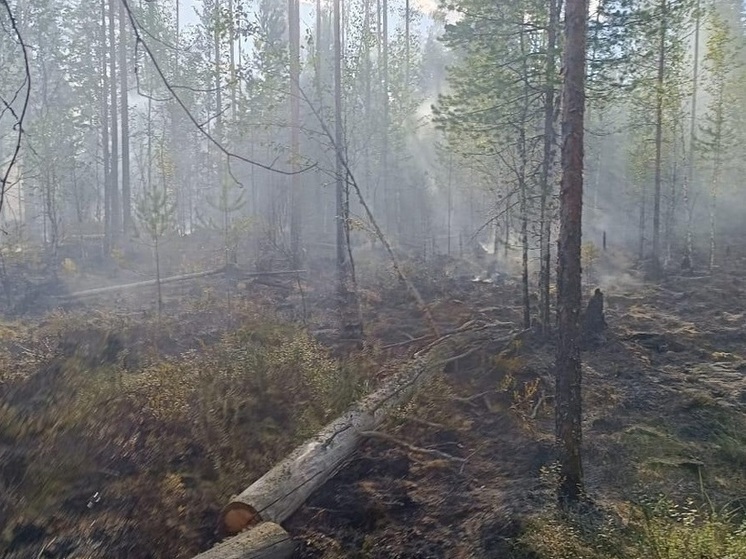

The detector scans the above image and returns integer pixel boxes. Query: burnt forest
[0,0,745,557]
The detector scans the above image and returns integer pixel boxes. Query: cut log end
[220,502,260,536]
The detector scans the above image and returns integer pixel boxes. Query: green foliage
[135,186,175,242]
[521,496,746,559]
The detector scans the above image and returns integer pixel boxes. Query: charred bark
[555,0,587,505]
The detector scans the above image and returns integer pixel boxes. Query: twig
[530,390,548,420]
[359,430,466,463]
[452,390,495,404]
[381,333,432,350]
[407,417,449,430]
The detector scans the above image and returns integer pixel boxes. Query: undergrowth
[0,302,373,558]
[521,496,746,559]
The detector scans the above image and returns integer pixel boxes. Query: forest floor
[0,247,745,558]
[286,249,746,558]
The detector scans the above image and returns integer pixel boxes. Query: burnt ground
[0,248,745,558]
[286,251,746,558]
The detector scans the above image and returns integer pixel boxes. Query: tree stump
[581,288,607,347]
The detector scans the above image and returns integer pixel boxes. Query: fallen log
[56,268,306,300]
[219,349,448,536]
[192,522,294,559]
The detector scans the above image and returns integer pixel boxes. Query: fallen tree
[192,522,294,559]
[56,267,306,300]
[219,350,445,536]
[218,325,521,538]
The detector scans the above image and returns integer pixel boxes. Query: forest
[0,0,745,557]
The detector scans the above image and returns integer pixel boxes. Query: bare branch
[119,0,314,176]
[0,0,31,218]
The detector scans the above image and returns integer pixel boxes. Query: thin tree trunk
[289,0,302,267]
[651,0,667,275]
[709,88,724,272]
[639,179,646,261]
[229,0,237,120]
[119,0,131,236]
[334,0,362,340]
[155,236,162,317]
[540,0,558,332]
[316,0,323,104]
[108,0,121,242]
[381,0,389,233]
[101,0,111,252]
[556,0,587,506]
[684,0,700,266]
[519,25,530,331]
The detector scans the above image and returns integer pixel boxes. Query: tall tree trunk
[556,0,587,506]
[709,89,724,272]
[540,0,559,332]
[316,0,323,104]
[289,0,302,267]
[119,0,131,236]
[519,25,530,331]
[334,0,362,340]
[381,0,389,233]
[229,0,237,120]
[101,0,111,252]
[108,0,121,243]
[172,0,185,232]
[684,0,700,267]
[404,0,409,90]
[651,0,667,275]
[363,0,372,200]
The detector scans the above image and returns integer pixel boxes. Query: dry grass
[0,301,375,558]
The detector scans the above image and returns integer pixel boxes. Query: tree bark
[519,24,530,331]
[289,0,302,267]
[119,0,131,236]
[334,0,362,340]
[381,0,390,233]
[540,0,559,332]
[651,0,667,276]
[555,0,587,505]
[193,522,294,559]
[108,0,121,243]
[684,0,700,268]
[100,0,111,252]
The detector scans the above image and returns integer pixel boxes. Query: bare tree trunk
[289,0,302,267]
[119,0,131,236]
[108,0,121,243]
[229,0,237,119]
[684,0,700,267]
[101,0,111,253]
[556,0,587,506]
[316,0,323,104]
[639,179,646,262]
[334,0,362,340]
[155,236,163,317]
[540,0,559,332]
[709,88,724,272]
[363,0,372,200]
[651,0,667,276]
[381,0,389,233]
[404,0,409,90]
[518,25,530,331]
